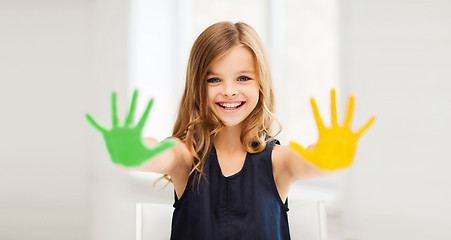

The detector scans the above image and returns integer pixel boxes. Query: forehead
[207,45,256,75]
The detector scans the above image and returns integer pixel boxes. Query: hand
[289,88,375,170]
[85,89,176,168]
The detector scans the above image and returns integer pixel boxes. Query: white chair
[287,200,328,240]
[135,202,173,240]
[135,200,327,240]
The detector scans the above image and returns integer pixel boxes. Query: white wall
[0,1,153,239]
[339,0,451,239]
[0,1,92,239]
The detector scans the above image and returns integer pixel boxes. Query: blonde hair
[154,21,281,191]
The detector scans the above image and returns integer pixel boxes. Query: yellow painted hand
[289,88,376,170]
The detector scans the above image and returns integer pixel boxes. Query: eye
[238,76,250,82]
[207,78,220,83]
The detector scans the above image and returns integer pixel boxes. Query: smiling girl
[86,21,375,240]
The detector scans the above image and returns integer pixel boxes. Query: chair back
[288,200,328,240]
[135,200,328,240]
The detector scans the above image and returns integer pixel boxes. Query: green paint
[85,89,176,168]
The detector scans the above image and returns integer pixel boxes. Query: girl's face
[206,45,259,128]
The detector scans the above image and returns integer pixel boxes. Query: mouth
[216,101,245,111]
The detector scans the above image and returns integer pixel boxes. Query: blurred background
[1,0,450,239]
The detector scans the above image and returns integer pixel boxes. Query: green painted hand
[289,88,376,170]
[85,89,176,168]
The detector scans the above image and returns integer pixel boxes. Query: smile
[216,101,245,111]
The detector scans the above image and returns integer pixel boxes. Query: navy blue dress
[170,139,291,240]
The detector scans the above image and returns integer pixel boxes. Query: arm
[277,144,333,183]
[126,137,192,176]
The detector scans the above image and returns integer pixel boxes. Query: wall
[0,1,93,239]
[339,0,451,239]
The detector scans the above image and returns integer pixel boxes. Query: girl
[86,21,375,240]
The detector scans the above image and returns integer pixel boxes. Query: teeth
[219,102,242,108]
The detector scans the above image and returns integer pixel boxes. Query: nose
[222,81,238,97]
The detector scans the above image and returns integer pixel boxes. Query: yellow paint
[289,88,376,170]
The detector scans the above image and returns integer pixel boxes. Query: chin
[220,119,243,127]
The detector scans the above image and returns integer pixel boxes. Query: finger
[111,91,120,127]
[137,98,154,130]
[310,97,326,132]
[331,88,338,127]
[344,94,355,128]
[289,141,310,158]
[85,113,107,134]
[125,89,138,126]
[356,116,376,137]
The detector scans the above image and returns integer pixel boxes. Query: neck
[213,124,244,154]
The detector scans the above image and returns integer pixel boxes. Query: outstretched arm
[136,136,191,175]
[285,88,376,181]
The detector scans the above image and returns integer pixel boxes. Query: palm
[290,88,375,170]
[85,89,176,167]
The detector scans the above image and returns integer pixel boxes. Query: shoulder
[271,142,296,180]
[271,143,290,160]
[271,144,293,171]
[173,138,193,170]
[265,137,289,164]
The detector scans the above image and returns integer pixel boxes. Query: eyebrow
[207,70,255,75]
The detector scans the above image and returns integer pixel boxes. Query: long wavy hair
[154,21,281,191]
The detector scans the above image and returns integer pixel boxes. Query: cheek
[206,87,216,106]
[250,84,260,103]
[252,92,260,108]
